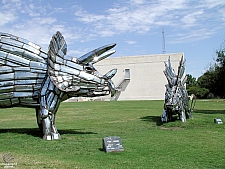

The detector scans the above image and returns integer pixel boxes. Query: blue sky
[0,0,225,78]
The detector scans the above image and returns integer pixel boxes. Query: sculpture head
[47,31,117,98]
[165,84,182,112]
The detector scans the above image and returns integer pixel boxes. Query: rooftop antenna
[162,28,166,54]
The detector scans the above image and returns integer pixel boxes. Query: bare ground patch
[160,127,184,130]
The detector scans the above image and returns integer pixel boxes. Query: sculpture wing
[163,56,177,87]
[0,32,47,103]
[47,31,83,92]
[177,55,187,86]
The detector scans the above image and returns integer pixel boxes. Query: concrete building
[95,53,184,101]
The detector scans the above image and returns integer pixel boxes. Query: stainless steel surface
[162,56,192,123]
[0,31,117,140]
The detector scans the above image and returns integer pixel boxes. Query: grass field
[0,100,225,169]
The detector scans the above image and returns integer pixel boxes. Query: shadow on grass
[194,109,225,114]
[0,128,97,138]
[140,115,181,125]
[140,116,163,126]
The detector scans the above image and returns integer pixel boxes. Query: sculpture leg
[169,112,172,121]
[36,108,43,132]
[42,116,52,140]
[39,76,61,140]
[167,111,171,122]
[166,110,172,122]
[50,113,61,140]
[180,111,186,122]
[161,109,167,122]
[41,108,61,140]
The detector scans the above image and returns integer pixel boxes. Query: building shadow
[194,109,225,115]
[0,128,97,138]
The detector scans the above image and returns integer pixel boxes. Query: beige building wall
[95,53,184,100]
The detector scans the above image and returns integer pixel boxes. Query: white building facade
[95,53,184,101]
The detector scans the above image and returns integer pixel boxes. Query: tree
[215,42,225,98]
[186,74,197,87]
[216,41,225,67]
[187,86,209,98]
[186,74,209,98]
[197,40,225,98]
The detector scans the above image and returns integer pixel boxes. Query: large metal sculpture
[161,56,193,122]
[0,31,117,140]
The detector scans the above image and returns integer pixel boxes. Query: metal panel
[0,73,14,81]
[28,42,41,50]
[13,91,33,97]
[15,79,38,85]
[33,84,42,90]
[55,55,63,64]
[7,53,30,66]
[39,52,47,59]
[56,76,63,83]
[0,51,7,59]
[23,44,40,55]
[0,86,14,93]
[65,60,83,70]
[48,59,55,69]
[60,65,80,76]
[0,32,10,37]
[14,85,33,92]
[49,95,58,111]
[29,61,47,70]
[0,43,25,56]
[18,37,29,44]
[15,72,38,80]
[0,80,14,87]
[0,37,23,48]
[23,50,45,63]
[0,66,13,74]
[58,48,66,58]
[48,49,56,62]
[20,97,38,104]
[5,61,19,67]
[47,92,55,108]
[0,59,5,65]
[11,98,19,105]
[41,96,46,107]
[37,78,45,84]
[14,67,30,71]
[79,71,100,83]
[30,69,47,74]
[40,77,50,95]
[47,81,55,91]
[0,92,13,99]
[62,75,73,81]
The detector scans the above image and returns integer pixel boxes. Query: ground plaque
[214,118,223,124]
[102,136,124,153]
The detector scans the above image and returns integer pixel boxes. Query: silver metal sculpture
[161,56,193,122]
[0,31,117,140]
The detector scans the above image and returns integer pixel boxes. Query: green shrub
[187,86,209,98]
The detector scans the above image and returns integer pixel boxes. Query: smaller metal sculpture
[161,56,194,122]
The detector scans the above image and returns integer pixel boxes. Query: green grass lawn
[0,100,225,169]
